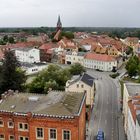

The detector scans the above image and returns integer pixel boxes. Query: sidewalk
[113,78,126,140]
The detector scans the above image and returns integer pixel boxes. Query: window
[77,84,79,88]
[0,120,4,127]
[63,130,71,140]
[19,136,28,140]
[81,84,84,88]
[8,120,14,128]
[18,123,28,131]
[9,135,14,140]
[49,129,56,140]
[36,128,44,139]
[0,134,4,140]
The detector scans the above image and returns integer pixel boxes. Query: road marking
[97,82,104,130]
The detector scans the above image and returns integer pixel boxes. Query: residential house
[123,83,140,134]
[13,47,40,63]
[39,43,56,62]
[65,51,85,65]
[65,73,95,120]
[0,90,86,140]
[84,53,117,71]
[124,37,139,47]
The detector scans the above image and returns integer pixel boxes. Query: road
[86,69,124,140]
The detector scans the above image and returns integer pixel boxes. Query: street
[86,69,125,140]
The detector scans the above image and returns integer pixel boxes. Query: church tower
[56,15,62,31]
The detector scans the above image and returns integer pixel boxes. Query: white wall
[136,120,140,140]
[127,108,136,140]
[84,59,117,71]
[22,65,48,75]
[123,84,130,133]
[15,48,40,63]
[65,51,84,65]
[65,80,94,107]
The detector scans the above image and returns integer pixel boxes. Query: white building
[123,83,140,134]
[126,96,140,140]
[13,47,40,63]
[84,53,117,71]
[21,63,48,75]
[65,51,85,65]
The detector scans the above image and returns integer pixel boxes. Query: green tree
[126,55,139,77]
[69,63,86,75]
[8,37,15,44]
[3,35,8,42]
[0,51,26,94]
[28,64,71,93]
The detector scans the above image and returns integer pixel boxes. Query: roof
[84,53,116,62]
[0,91,85,118]
[13,47,37,52]
[125,83,140,96]
[67,73,95,87]
[81,73,95,87]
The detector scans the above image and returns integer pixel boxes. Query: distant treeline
[0,27,140,39]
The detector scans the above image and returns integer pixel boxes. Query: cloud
[0,0,139,27]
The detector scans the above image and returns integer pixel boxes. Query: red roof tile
[84,53,115,62]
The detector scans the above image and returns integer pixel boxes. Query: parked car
[96,129,105,140]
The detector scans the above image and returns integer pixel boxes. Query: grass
[123,76,139,83]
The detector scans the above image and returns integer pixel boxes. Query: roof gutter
[75,92,86,116]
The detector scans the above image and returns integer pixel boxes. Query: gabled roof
[81,73,95,87]
[67,73,95,87]
[84,53,116,62]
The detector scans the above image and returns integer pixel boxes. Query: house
[13,47,40,63]
[39,43,56,62]
[65,51,86,65]
[65,73,95,120]
[123,83,140,134]
[127,96,139,140]
[0,90,86,140]
[84,53,117,71]
[21,62,48,75]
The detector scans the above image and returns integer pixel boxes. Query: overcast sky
[0,0,140,27]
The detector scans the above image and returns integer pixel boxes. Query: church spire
[56,15,62,31]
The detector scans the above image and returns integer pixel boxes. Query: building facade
[84,53,117,71]
[13,47,40,63]
[123,83,140,134]
[65,51,85,65]
[0,90,86,140]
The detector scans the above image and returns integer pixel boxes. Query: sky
[0,0,140,27]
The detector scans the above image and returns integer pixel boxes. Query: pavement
[86,69,126,140]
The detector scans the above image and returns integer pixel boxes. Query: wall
[66,81,94,107]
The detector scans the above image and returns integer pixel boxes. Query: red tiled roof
[84,53,115,62]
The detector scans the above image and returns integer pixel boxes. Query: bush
[110,73,120,78]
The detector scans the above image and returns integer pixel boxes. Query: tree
[3,35,8,42]
[126,55,139,77]
[0,51,26,94]
[8,37,15,44]
[69,63,86,75]
[28,64,72,93]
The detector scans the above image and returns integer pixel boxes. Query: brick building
[0,90,86,140]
